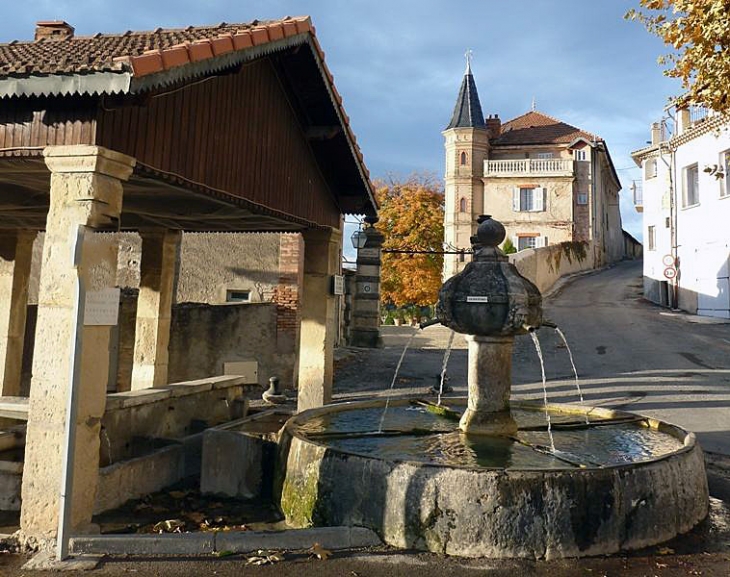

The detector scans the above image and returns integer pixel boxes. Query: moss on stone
[280,463,320,527]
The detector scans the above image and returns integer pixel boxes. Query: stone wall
[510,241,595,294]
[166,302,291,388]
[23,232,303,392]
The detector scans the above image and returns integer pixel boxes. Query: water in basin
[293,404,684,470]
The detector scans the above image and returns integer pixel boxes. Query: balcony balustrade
[484,158,574,177]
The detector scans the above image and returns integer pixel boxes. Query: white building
[632,106,730,318]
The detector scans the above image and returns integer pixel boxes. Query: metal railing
[485,158,574,176]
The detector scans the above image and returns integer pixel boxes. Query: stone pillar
[297,227,341,412]
[20,146,134,546]
[350,217,384,348]
[0,231,35,396]
[459,335,517,435]
[130,229,180,390]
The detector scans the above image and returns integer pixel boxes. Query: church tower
[442,54,490,279]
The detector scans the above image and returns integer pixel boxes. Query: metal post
[56,225,87,561]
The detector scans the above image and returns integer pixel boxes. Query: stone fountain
[276,216,709,558]
[436,215,541,436]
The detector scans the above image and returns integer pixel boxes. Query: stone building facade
[443,62,624,278]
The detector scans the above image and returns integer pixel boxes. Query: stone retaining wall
[509,241,595,294]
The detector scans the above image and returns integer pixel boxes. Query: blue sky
[2,1,680,247]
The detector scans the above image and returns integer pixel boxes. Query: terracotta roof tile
[492,110,600,146]
[0,17,310,77]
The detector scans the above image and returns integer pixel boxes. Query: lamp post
[350,216,384,348]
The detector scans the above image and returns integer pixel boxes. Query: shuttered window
[512,187,545,212]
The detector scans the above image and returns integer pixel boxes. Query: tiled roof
[446,67,486,130]
[492,110,600,146]
[0,17,310,77]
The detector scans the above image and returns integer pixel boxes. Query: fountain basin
[277,398,709,559]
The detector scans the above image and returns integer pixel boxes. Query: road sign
[662,254,675,267]
[663,267,677,280]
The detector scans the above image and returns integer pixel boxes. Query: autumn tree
[375,174,444,308]
[626,0,730,113]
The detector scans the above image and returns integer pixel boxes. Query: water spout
[554,327,589,424]
[378,327,419,433]
[529,331,555,452]
[436,330,456,406]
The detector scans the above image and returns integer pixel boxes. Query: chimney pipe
[35,21,74,42]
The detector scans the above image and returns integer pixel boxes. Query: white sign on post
[331,275,345,296]
[84,288,121,326]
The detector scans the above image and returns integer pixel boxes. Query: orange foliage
[627,0,730,113]
[375,174,444,307]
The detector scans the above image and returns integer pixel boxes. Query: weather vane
[465,48,473,73]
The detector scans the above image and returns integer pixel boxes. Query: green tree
[501,238,517,254]
[626,0,730,113]
[375,174,444,307]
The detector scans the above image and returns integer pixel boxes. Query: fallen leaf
[656,546,675,555]
[655,562,668,568]
[152,519,186,533]
[246,550,284,565]
[308,542,332,560]
[168,490,188,500]
[215,550,236,558]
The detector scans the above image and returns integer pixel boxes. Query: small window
[644,158,658,179]
[459,197,467,212]
[577,192,588,205]
[647,226,656,251]
[518,236,537,251]
[226,289,251,303]
[682,163,699,207]
[573,149,587,161]
[513,187,544,212]
[460,151,468,166]
[536,152,554,160]
[721,150,730,198]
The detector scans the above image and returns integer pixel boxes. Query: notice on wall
[331,275,345,296]
[358,248,380,260]
[84,288,121,326]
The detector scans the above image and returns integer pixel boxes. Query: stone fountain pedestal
[460,335,517,435]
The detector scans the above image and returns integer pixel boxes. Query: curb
[69,526,381,556]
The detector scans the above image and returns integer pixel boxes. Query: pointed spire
[447,50,486,130]
[531,96,536,111]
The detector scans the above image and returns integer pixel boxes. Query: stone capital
[43,145,136,181]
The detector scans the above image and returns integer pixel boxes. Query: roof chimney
[35,21,75,42]
[486,114,501,138]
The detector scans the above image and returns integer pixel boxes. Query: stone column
[0,230,35,396]
[20,146,135,546]
[297,227,341,412]
[459,335,518,435]
[350,217,384,348]
[130,229,180,390]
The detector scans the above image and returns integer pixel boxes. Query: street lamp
[350,228,368,250]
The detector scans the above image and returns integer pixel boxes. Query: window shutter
[512,235,519,250]
[535,236,544,248]
[544,236,549,247]
[512,187,520,211]
[532,187,544,211]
